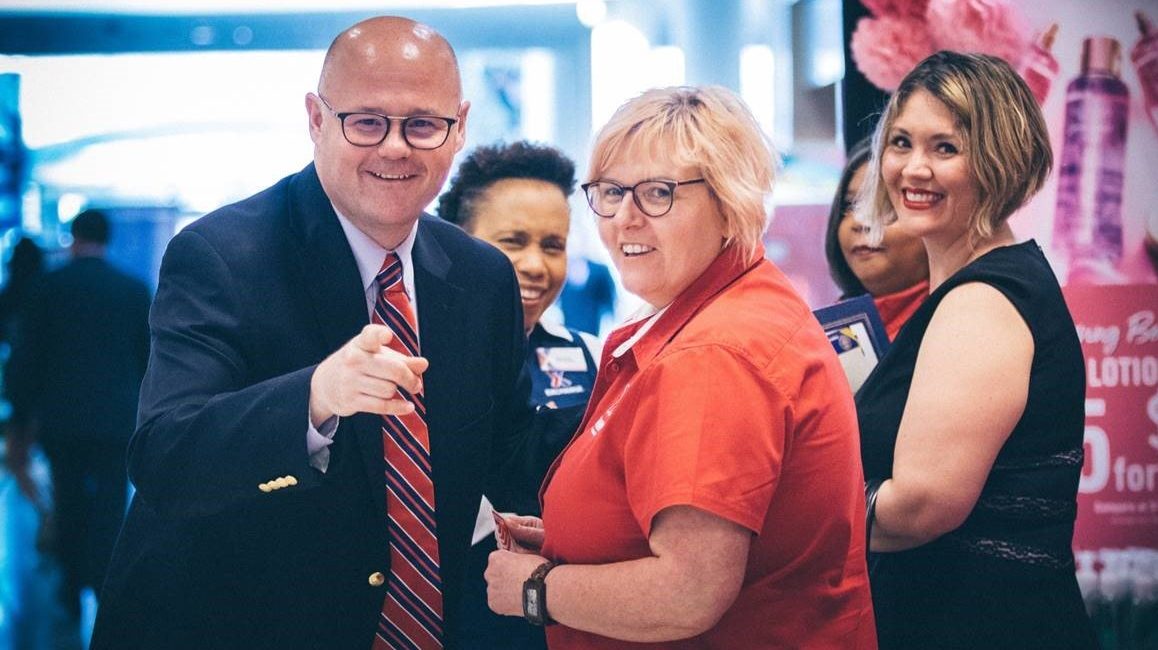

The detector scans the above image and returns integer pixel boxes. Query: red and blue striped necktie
[371,252,443,649]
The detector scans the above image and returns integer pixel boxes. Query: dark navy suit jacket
[93,164,550,649]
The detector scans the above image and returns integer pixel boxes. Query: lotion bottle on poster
[1052,36,1130,284]
[1099,549,1131,649]
[1075,549,1101,624]
[1020,23,1060,105]
[1129,550,1158,649]
[1132,11,1158,133]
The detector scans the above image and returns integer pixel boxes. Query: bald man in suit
[93,16,573,649]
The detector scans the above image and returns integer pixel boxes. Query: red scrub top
[873,279,929,341]
[539,245,877,649]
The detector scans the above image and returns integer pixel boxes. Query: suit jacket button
[368,572,386,587]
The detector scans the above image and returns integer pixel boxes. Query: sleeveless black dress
[856,241,1098,649]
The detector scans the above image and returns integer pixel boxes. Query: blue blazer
[93,164,545,649]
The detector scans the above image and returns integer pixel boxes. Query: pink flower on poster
[925,0,1032,67]
[851,15,937,92]
[860,0,929,20]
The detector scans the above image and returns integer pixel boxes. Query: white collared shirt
[335,211,420,330]
[307,211,422,473]
[610,303,667,359]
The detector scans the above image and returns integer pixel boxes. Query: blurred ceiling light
[0,0,572,13]
[575,0,607,27]
[57,192,87,223]
[740,45,775,138]
[590,19,648,130]
[648,46,684,88]
[22,184,43,234]
[521,48,556,142]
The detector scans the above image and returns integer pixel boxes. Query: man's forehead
[342,20,449,58]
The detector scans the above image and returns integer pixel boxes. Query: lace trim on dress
[943,534,1075,570]
[974,494,1076,520]
[992,446,1083,471]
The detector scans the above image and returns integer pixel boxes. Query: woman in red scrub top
[485,85,877,649]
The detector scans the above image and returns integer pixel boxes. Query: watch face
[525,588,541,618]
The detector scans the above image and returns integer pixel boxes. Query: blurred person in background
[855,51,1097,649]
[439,140,600,649]
[485,86,876,649]
[824,137,929,341]
[0,236,45,348]
[5,209,151,625]
[1,236,45,501]
[559,254,616,337]
[440,141,599,419]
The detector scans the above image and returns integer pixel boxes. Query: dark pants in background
[41,435,128,617]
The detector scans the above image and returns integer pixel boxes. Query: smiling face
[467,178,571,333]
[880,89,980,247]
[838,164,928,296]
[308,18,469,249]
[595,151,726,308]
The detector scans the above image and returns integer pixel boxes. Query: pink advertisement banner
[1067,284,1158,550]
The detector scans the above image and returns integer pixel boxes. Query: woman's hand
[505,515,545,553]
[485,549,548,617]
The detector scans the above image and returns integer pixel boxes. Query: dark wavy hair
[438,140,576,229]
[823,138,873,298]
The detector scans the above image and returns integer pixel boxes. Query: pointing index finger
[356,324,395,352]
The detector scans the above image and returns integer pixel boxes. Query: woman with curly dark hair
[441,140,600,650]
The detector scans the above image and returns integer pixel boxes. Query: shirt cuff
[307,415,339,473]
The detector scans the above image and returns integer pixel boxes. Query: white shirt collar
[537,313,575,342]
[610,304,666,358]
[332,208,420,320]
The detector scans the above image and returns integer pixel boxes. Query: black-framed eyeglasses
[316,94,459,150]
[580,178,706,218]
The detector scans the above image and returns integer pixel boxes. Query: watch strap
[522,560,557,626]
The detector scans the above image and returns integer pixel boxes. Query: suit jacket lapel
[411,218,466,496]
[287,164,368,353]
[286,164,389,520]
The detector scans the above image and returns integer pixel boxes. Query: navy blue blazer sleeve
[126,168,579,527]
[128,228,317,518]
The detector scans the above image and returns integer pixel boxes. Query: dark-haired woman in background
[824,138,928,341]
[440,140,600,649]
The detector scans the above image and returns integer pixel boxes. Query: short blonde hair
[587,86,779,262]
[858,51,1051,244]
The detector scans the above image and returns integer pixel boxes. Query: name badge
[537,346,587,372]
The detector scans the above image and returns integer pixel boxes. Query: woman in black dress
[854,51,1098,649]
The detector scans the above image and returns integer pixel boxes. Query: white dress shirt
[306,211,421,473]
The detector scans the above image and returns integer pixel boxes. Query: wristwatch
[522,560,557,626]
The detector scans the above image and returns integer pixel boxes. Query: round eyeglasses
[580,178,706,218]
[316,95,459,150]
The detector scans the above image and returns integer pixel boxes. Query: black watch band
[522,560,557,626]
